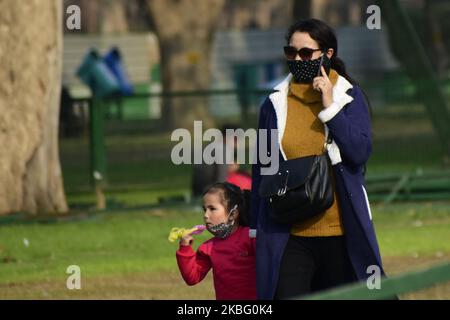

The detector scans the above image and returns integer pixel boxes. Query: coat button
[340,168,344,172]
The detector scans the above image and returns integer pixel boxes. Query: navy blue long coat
[250,74,385,299]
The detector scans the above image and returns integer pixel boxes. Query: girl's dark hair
[203,182,251,227]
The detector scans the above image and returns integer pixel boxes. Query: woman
[250,19,385,299]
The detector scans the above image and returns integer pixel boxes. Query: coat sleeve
[250,98,270,234]
[319,85,372,167]
[176,243,212,286]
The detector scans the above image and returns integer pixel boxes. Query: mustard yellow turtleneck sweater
[282,69,344,237]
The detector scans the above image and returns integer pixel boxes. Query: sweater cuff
[318,95,353,123]
[177,244,195,256]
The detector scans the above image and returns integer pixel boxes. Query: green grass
[0,208,208,284]
[0,202,449,286]
[373,202,450,257]
[67,188,190,207]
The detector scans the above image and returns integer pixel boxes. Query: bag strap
[322,130,333,154]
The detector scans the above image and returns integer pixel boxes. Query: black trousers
[275,235,357,299]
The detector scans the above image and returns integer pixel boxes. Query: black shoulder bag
[258,144,334,224]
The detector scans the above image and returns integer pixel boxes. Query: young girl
[176,182,256,300]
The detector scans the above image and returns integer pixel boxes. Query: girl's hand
[180,234,194,246]
[313,66,333,108]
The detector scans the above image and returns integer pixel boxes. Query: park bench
[62,33,160,127]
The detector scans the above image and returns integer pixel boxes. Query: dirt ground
[1,255,448,300]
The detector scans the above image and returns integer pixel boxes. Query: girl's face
[202,192,235,227]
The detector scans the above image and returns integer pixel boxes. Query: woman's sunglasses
[284,46,323,61]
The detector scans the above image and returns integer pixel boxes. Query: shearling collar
[268,71,354,164]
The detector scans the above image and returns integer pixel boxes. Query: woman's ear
[326,48,334,59]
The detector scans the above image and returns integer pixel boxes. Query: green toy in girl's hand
[168,225,206,242]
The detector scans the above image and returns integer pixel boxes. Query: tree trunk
[147,0,224,131]
[424,0,449,79]
[377,0,450,160]
[64,0,130,34]
[0,0,68,215]
[311,0,351,26]
[293,0,312,21]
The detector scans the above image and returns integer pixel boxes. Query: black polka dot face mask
[206,205,237,239]
[287,55,331,83]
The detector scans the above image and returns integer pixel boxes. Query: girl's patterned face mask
[206,205,237,239]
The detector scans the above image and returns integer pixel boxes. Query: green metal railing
[302,262,450,300]
[76,89,273,208]
[89,99,108,209]
[73,80,450,208]
[366,170,450,203]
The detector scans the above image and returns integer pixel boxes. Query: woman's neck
[289,68,339,104]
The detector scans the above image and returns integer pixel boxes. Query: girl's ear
[230,210,239,223]
[229,205,238,220]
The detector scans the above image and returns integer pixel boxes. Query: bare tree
[311,0,359,26]
[147,0,225,130]
[64,0,130,34]
[293,0,312,21]
[219,0,294,29]
[377,0,450,160]
[0,1,68,215]
[424,0,449,78]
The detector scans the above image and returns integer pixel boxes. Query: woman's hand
[313,66,333,108]
[180,234,194,246]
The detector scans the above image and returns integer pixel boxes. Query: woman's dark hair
[203,182,251,227]
[286,19,356,85]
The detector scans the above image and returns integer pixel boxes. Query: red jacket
[176,226,257,300]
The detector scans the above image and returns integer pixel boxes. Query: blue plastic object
[76,49,120,98]
[103,47,134,96]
